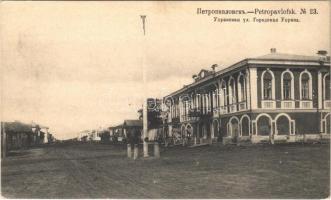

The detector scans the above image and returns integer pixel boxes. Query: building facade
[163,49,330,145]
[1,121,53,158]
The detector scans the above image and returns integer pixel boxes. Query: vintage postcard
[0,1,330,199]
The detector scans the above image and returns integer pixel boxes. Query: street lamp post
[1,122,7,158]
[31,125,36,143]
[141,15,149,158]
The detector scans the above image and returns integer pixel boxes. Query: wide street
[1,142,330,198]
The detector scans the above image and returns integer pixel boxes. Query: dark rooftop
[123,120,142,128]
[254,52,328,62]
[1,121,33,134]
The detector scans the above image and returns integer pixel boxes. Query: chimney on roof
[317,50,328,56]
[317,50,328,63]
[211,64,218,72]
[270,48,276,53]
[192,74,197,81]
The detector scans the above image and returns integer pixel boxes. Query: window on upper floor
[299,70,313,101]
[212,90,217,109]
[220,81,227,106]
[301,73,310,100]
[325,74,330,100]
[263,72,273,100]
[283,72,292,100]
[229,78,236,103]
[238,75,246,102]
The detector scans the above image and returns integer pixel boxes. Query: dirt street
[1,143,330,198]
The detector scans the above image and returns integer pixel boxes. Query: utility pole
[1,122,7,158]
[141,15,149,157]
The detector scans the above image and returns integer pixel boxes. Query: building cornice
[163,57,330,99]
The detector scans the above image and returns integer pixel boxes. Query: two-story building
[163,49,330,145]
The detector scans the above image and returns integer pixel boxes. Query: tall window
[221,81,227,106]
[238,75,246,102]
[257,116,271,136]
[229,78,236,103]
[325,74,330,100]
[263,72,273,100]
[223,87,227,105]
[212,90,218,109]
[277,116,290,135]
[283,72,292,100]
[301,73,310,100]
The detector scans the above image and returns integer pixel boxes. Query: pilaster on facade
[245,69,251,110]
[317,71,325,109]
[249,67,258,109]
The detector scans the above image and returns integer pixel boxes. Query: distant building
[1,121,51,158]
[39,126,50,144]
[78,130,90,141]
[98,129,110,143]
[163,49,330,145]
[88,130,101,142]
[109,120,143,143]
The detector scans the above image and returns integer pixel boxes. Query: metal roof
[253,52,330,62]
[123,120,142,128]
[1,121,33,134]
[164,52,330,98]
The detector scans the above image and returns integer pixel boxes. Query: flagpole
[141,15,149,158]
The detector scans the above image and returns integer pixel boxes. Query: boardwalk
[1,143,329,198]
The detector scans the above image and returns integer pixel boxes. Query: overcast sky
[1,1,329,139]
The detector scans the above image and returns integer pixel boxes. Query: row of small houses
[77,120,164,144]
[1,121,55,158]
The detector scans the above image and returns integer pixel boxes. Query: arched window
[281,71,294,100]
[324,73,330,100]
[299,70,312,100]
[228,117,239,137]
[301,74,310,100]
[228,77,236,104]
[262,70,274,100]
[189,94,194,111]
[220,80,227,106]
[257,115,272,136]
[276,116,290,135]
[264,73,272,99]
[241,116,250,136]
[238,74,246,102]
[196,94,201,111]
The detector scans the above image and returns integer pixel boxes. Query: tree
[137,98,163,129]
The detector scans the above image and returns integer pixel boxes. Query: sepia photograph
[0,1,330,199]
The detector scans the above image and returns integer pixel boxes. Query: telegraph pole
[141,15,149,157]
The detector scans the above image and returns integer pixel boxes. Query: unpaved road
[1,143,330,198]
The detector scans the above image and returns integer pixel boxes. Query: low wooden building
[99,129,111,143]
[109,120,143,144]
[2,122,32,158]
[1,121,51,158]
